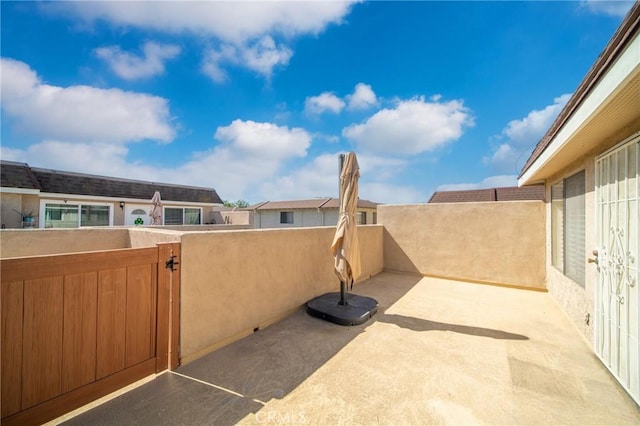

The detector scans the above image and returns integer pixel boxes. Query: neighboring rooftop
[250,197,380,210]
[0,161,223,204]
[428,185,545,204]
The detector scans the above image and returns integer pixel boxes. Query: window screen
[164,208,183,225]
[564,170,586,287]
[280,211,293,224]
[551,170,585,287]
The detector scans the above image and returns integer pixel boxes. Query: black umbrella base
[306,292,378,326]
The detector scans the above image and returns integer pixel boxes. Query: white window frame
[164,207,202,225]
[40,200,114,228]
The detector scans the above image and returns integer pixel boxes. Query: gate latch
[166,255,179,271]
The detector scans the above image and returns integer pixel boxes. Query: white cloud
[257,152,422,204]
[305,82,377,115]
[95,41,181,80]
[202,36,292,82]
[347,83,378,110]
[436,175,518,191]
[50,2,357,43]
[343,96,474,155]
[580,1,635,17]
[483,94,570,173]
[305,92,346,115]
[214,119,310,160]
[1,58,175,144]
[137,119,314,201]
[259,153,340,200]
[48,1,357,81]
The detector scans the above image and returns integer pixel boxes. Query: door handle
[588,249,599,265]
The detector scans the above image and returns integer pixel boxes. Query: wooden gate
[1,242,181,425]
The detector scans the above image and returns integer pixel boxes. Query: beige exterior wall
[0,193,40,229]
[178,225,383,361]
[1,193,25,229]
[542,128,637,342]
[0,228,131,258]
[379,202,546,289]
[253,208,377,229]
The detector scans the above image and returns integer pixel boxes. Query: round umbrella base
[306,292,378,326]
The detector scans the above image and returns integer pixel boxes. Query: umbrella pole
[338,153,347,306]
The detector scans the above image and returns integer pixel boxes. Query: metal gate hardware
[165,255,179,271]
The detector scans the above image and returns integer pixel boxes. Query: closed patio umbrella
[149,191,162,225]
[306,152,378,326]
[331,152,362,300]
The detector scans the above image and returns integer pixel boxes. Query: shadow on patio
[59,272,639,425]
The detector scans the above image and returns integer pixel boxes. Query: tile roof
[0,161,41,190]
[428,185,545,204]
[519,2,640,177]
[250,197,380,210]
[0,161,223,204]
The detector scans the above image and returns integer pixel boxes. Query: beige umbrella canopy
[149,191,162,225]
[306,151,378,325]
[331,152,362,285]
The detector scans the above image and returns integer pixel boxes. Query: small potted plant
[14,209,37,227]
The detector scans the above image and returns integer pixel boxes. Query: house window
[551,170,586,287]
[356,211,367,225]
[164,207,202,225]
[280,211,294,224]
[44,203,110,228]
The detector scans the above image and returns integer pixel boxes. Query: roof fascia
[0,187,41,195]
[37,192,222,206]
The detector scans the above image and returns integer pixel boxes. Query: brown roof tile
[0,161,223,204]
[0,161,42,190]
[428,185,545,203]
[496,185,545,201]
[428,189,495,203]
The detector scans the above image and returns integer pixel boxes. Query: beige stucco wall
[0,228,131,258]
[1,193,24,229]
[178,225,383,361]
[379,202,546,289]
[543,127,638,343]
[544,147,600,343]
[0,193,40,229]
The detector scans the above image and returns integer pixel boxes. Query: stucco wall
[379,202,546,289]
[0,193,24,229]
[0,193,40,229]
[178,225,383,360]
[545,151,598,342]
[0,228,132,258]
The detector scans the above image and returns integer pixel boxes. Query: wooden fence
[1,243,180,425]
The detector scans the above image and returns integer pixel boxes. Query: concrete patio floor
[58,272,639,425]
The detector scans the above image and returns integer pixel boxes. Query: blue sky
[0,1,635,204]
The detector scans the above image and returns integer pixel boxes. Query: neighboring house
[428,185,545,203]
[518,3,639,404]
[0,161,223,229]
[249,197,379,229]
